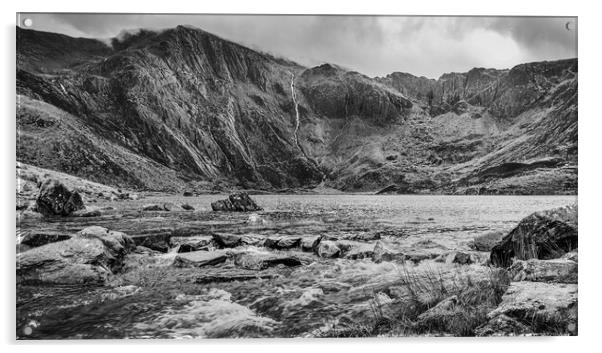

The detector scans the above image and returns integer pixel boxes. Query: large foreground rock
[491,205,578,267]
[211,193,262,212]
[476,282,577,336]
[17,226,135,284]
[35,179,85,216]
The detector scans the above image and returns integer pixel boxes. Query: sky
[17,14,577,78]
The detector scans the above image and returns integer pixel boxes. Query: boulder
[211,192,262,212]
[142,204,164,211]
[130,232,172,253]
[170,235,214,253]
[183,191,194,197]
[162,202,182,211]
[181,203,195,211]
[212,232,263,248]
[17,226,135,285]
[35,179,85,216]
[264,236,301,250]
[469,231,504,252]
[477,282,577,336]
[315,240,341,258]
[300,236,322,252]
[348,232,381,242]
[339,241,375,260]
[372,241,405,263]
[234,252,303,270]
[508,258,577,283]
[491,205,578,267]
[172,250,229,268]
[435,251,487,265]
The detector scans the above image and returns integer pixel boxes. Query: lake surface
[16,194,576,339]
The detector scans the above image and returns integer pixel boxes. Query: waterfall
[290,73,301,150]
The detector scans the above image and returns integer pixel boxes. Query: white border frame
[3,1,599,352]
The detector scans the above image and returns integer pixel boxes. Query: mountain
[16,26,577,194]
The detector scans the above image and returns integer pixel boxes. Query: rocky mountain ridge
[16,26,577,194]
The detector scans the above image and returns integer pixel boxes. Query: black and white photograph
[15,12,578,340]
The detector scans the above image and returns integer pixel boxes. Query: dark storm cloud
[18,14,576,78]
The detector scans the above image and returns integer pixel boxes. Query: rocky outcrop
[35,179,85,216]
[211,193,263,212]
[16,226,135,284]
[476,282,577,336]
[491,205,578,267]
[299,64,412,126]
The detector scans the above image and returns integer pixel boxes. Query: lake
[16,194,576,339]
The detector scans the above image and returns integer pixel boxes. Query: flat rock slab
[508,258,577,283]
[234,252,303,270]
[172,250,229,268]
[212,232,264,248]
[477,282,577,336]
[171,235,214,253]
[18,230,71,248]
[195,270,276,284]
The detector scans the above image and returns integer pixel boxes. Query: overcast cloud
[18,14,577,78]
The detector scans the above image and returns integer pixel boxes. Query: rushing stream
[16,194,576,339]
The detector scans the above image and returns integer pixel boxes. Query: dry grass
[320,264,510,337]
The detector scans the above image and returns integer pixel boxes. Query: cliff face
[17,26,323,191]
[16,26,577,194]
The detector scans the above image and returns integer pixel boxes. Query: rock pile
[211,192,263,212]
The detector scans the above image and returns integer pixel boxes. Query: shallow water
[16,194,576,339]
